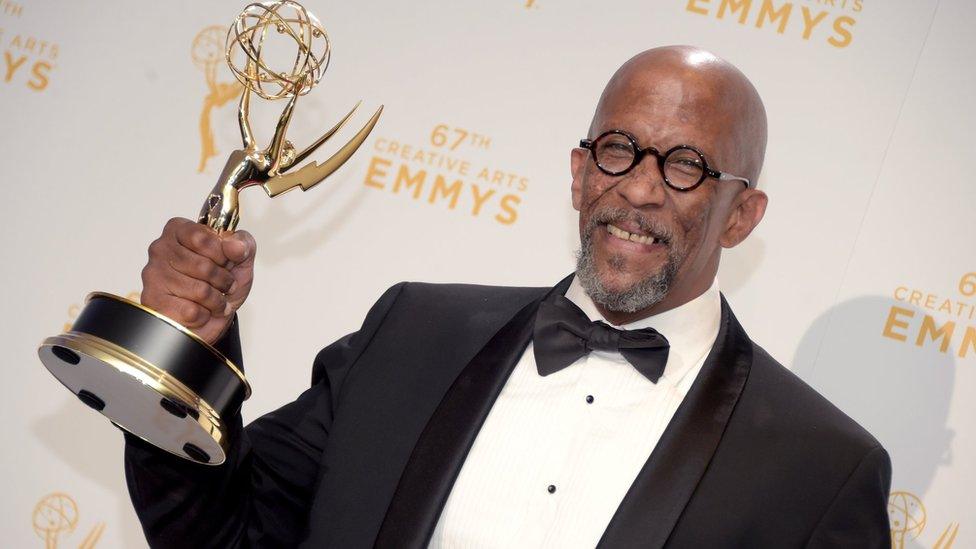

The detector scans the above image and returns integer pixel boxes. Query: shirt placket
[510,355,590,546]
[538,352,615,548]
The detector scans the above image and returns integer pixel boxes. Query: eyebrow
[604,127,713,156]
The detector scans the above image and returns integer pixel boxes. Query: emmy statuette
[37,1,382,465]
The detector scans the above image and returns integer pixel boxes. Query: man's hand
[141,217,256,344]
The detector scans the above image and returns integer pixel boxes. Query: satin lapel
[597,296,753,549]
[374,274,574,549]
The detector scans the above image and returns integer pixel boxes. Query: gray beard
[575,218,679,314]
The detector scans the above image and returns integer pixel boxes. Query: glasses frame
[579,129,752,191]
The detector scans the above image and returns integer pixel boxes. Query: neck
[594,275,716,326]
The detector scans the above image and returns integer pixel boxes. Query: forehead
[594,68,738,153]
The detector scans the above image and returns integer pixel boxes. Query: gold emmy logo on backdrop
[32,493,104,549]
[193,25,243,173]
[888,491,960,549]
[1,1,59,92]
[38,0,383,466]
[882,274,976,360]
[63,304,80,333]
[363,124,528,226]
[1,2,25,17]
[684,0,862,49]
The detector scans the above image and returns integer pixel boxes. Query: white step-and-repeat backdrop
[1,0,972,547]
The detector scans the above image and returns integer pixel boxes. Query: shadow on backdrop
[792,296,956,549]
[248,176,371,266]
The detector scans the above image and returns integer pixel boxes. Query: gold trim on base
[42,331,230,464]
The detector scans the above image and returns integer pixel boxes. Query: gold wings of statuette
[262,101,384,198]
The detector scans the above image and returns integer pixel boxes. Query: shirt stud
[547,484,557,494]
[585,395,594,404]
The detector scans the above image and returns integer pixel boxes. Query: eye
[598,140,633,157]
[671,156,700,164]
[664,153,705,182]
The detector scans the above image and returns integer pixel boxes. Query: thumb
[220,230,256,266]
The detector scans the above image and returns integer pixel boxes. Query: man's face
[571,67,746,317]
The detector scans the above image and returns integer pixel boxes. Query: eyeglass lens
[593,132,705,189]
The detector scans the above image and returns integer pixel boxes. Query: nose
[614,161,667,208]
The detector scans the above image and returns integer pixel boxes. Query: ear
[720,188,768,248]
[571,147,587,211]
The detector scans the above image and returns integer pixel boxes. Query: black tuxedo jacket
[124,276,892,548]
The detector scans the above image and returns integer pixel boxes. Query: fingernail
[228,281,238,294]
[224,303,233,317]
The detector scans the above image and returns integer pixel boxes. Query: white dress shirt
[428,277,722,549]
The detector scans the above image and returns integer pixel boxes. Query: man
[127,46,892,548]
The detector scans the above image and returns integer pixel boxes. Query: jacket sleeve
[123,283,407,548]
[805,445,893,549]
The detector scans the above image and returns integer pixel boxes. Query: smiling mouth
[606,223,664,245]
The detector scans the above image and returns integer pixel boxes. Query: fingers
[143,267,229,320]
[175,270,230,318]
[142,218,257,339]
[221,231,256,306]
[171,218,228,266]
[169,244,235,293]
[226,260,255,308]
[151,219,235,290]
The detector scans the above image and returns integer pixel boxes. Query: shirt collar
[564,276,722,385]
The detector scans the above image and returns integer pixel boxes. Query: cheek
[580,167,620,202]
[580,179,626,227]
[672,198,714,254]
[580,183,605,209]
[578,179,613,223]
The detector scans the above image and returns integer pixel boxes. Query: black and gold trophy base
[37,293,250,465]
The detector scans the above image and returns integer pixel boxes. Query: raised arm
[123,280,406,547]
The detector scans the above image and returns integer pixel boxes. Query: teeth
[606,224,659,245]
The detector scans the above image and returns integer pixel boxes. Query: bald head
[591,46,767,185]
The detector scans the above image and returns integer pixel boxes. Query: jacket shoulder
[391,281,548,322]
[312,281,547,387]
[671,339,891,546]
[742,343,883,453]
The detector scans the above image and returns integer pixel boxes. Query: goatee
[575,207,679,314]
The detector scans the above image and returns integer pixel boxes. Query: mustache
[584,207,673,244]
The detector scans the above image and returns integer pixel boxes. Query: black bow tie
[533,294,671,383]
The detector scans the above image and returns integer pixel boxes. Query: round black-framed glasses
[579,129,752,192]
